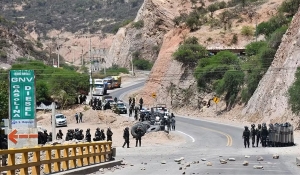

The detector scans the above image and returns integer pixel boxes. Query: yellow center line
[199,126,233,147]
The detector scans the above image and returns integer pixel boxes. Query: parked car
[103,98,116,110]
[116,102,127,114]
[54,114,67,127]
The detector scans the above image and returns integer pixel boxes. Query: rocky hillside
[106,0,193,67]
[242,7,300,124]
[0,16,49,68]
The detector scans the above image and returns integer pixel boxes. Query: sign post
[8,70,37,148]
[213,97,220,112]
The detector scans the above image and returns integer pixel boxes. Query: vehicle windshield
[56,115,65,119]
[117,103,125,108]
[95,84,103,88]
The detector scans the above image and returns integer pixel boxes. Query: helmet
[96,127,100,131]
[251,124,255,128]
[87,128,90,131]
[49,132,52,135]
[108,127,111,130]
[59,129,62,132]
[258,124,261,128]
[75,128,79,132]
[125,127,129,130]
[80,129,83,132]
[101,129,104,132]
[244,126,248,129]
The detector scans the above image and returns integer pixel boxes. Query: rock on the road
[273,154,279,159]
[161,160,166,164]
[228,158,235,161]
[245,155,250,158]
[253,165,264,169]
[201,158,206,161]
[243,161,249,166]
[206,162,212,166]
[219,159,227,164]
[257,156,264,161]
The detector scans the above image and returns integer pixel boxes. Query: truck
[90,79,108,96]
[112,76,121,88]
[103,77,114,90]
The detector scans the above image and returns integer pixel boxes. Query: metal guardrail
[0,141,112,175]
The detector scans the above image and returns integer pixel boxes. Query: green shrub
[279,0,300,16]
[207,3,219,18]
[231,34,238,44]
[133,59,153,70]
[245,41,267,56]
[288,67,300,114]
[267,26,288,49]
[241,26,254,36]
[256,14,289,37]
[132,20,144,29]
[173,41,207,66]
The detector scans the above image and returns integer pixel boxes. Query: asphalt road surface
[103,81,299,175]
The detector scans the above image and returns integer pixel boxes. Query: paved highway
[104,81,298,175]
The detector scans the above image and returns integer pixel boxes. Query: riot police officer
[243,126,250,148]
[93,128,101,141]
[107,127,113,141]
[122,127,130,148]
[261,123,269,147]
[85,128,91,142]
[56,129,63,140]
[256,124,262,147]
[250,124,256,147]
[135,126,143,147]
[100,129,106,141]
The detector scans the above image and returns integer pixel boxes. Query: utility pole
[51,102,56,142]
[81,46,84,65]
[57,34,60,68]
[89,33,92,104]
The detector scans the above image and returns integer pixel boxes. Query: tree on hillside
[173,37,207,66]
[0,81,8,120]
[207,3,219,18]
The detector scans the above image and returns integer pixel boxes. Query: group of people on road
[75,112,83,123]
[122,125,144,148]
[242,123,276,148]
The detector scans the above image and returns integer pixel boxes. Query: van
[112,76,121,88]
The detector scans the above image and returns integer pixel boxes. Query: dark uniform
[243,126,250,148]
[56,130,63,140]
[256,124,262,147]
[250,124,256,147]
[261,123,269,147]
[86,129,91,142]
[100,129,106,141]
[129,97,132,106]
[93,128,101,141]
[107,128,113,141]
[135,126,143,147]
[122,127,130,148]
[139,97,143,110]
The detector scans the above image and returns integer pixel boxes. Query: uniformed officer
[243,126,250,148]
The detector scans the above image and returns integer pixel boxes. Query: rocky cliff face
[106,0,192,67]
[242,8,300,124]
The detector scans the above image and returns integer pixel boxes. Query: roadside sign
[152,93,156,98]
[9,70,36,128]
[213,97,220,103]
[8,128,38,149]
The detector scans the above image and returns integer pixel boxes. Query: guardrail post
[69,146,76,169]
[61,147,68,170]
[7,151,15,175]
[20,150,29,175]
[95,144,100,163]
[53,148,61,172]
[106,142,112,161]
[89,144,95,164]
[77,145,83,167]
[83,145,89,166]
[44,147,51,174]
[100,144,105,162]
[32,147,40,175]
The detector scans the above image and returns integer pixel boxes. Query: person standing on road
[122,127,130,148]
[256,124,262,147]
[56,129,63,140]
[129,97,132,107]
[171,117,176,131]
[107,127,113,141]
[75,113,79,123]
[132,97,135,106]
[135,126,143,147]
[250,124,256,147]
[114,97,118,103]
[261,123,269,147]
[100,129,106,141]
[243,126,250,148]
[79,112,83,123]
[139,97,143,110]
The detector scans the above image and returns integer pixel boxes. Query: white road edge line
[177,130,195,142]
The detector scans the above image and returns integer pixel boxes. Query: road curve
[104,81,298,175]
